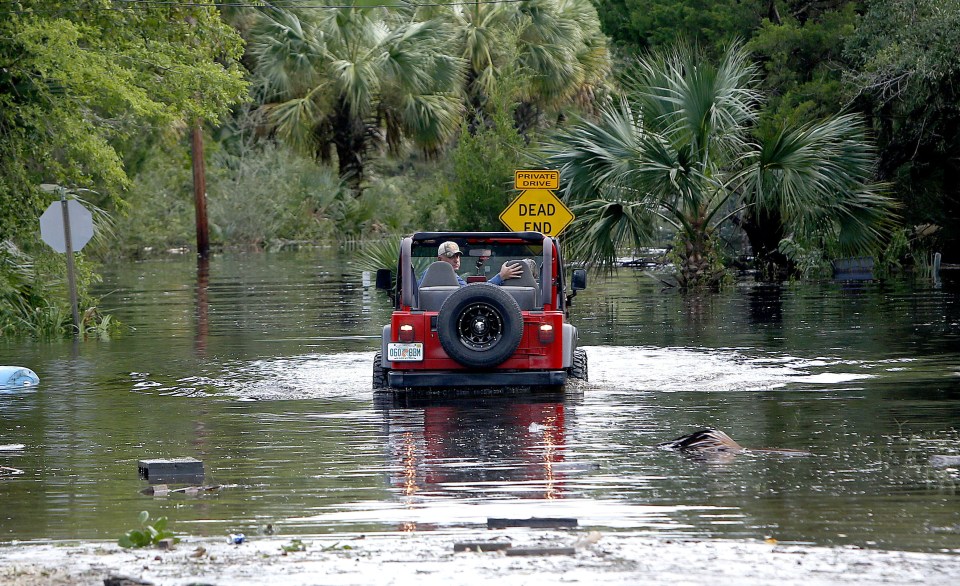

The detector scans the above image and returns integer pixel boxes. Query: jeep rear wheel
[372,351,388,390]
[570,348,588,381]
[437,285,523,368]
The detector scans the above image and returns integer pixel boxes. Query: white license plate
[388,343,424,362]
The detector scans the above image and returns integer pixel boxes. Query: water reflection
[377,393,571,531]
[195,255,209,356]
[748,285,783,326]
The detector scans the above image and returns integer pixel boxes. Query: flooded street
[1,250,959,557]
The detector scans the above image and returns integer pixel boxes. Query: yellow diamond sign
[499,189,575,237]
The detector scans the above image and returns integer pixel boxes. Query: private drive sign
[499,188,574,237]
[514,169,559,190]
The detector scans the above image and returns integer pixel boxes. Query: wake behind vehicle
[374,231,587,390]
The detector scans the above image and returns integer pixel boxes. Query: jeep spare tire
[437,284,523,368]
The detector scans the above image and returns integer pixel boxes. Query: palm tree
[442,2,514,120]
[542,42,896,287]
[736,113,896,274]
[248,5,464,190]
[434,0,611,136]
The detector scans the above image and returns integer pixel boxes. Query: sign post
[500,171,574,237]
[39,194,94,335]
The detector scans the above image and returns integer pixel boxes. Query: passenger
[420,241,522,287]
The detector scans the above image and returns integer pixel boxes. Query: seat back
[500,259,541,310]
[418,261,460,311]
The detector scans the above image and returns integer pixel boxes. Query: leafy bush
[207,140,348,247]
[450,97,527,231]
[113,138,351,254]
[118,511,178,549]
[0,240,116,339]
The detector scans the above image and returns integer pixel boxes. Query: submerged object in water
[0,366,40,388]
[659,428,812,458]
[658,428,743,453]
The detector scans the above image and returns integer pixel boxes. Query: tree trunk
[331,98,367,194]
[738,208,794,279]
[465,69,487,136]
[767,0,782,25]
[513,101,539,143]
[677,215,724,290]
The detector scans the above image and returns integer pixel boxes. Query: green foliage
[353,237,402,283]
[282,539,307,553]
[596,0,765,53]
[876,228,911,276]
[0,1,248,241]
[206,140,349,247]
[112,134,354,254]
[543,42,896,287]
[749,4,858,133]
[0,239,117,339]
[118,511,178,549]
[0,1,248,325]
[777,238,830,279]
[247,6,463,186]
[845,0,960,253]
[362,159,453,234]
[664,232,733,288]
[108,144,196,256]
[450,100,527,231]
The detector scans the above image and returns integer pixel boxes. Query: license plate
[388,343,423,362]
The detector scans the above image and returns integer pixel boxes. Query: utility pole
[191,120,210,258]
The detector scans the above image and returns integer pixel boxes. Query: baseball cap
[438,241,462,258]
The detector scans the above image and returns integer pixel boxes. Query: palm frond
[737,111,898,254]
[542,96,642,201]
[563,198,656,273]
[398,94,463,149]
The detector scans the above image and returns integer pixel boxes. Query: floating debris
[137,458,204,484]
[505,547,576,557]
[487,517,578,529]
[454,542,512,552]
[659,428,812,459]
[0,366,39,388]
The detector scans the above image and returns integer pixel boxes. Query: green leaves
[118,511,178,549]
[0,1,248,248]
[250,7,465,182]
[543,41,896,286]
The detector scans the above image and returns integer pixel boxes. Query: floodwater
[1,250,958,554]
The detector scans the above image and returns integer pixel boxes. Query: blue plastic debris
[227,533,245,545]
[0,366,40,388]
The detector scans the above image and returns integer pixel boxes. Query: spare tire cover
[436,284,524,368]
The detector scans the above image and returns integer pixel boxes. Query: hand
[498,261,523,281]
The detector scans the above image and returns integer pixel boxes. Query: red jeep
[374,231,587,389]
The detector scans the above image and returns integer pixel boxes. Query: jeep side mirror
[571,269,587,291]
[375,268,393,290]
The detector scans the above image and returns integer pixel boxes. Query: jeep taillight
[538,324,555,344]
[398,323,415,342]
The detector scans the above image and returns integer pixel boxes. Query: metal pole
[59,193,80,335]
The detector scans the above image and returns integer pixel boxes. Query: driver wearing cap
[422,241,522,287]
